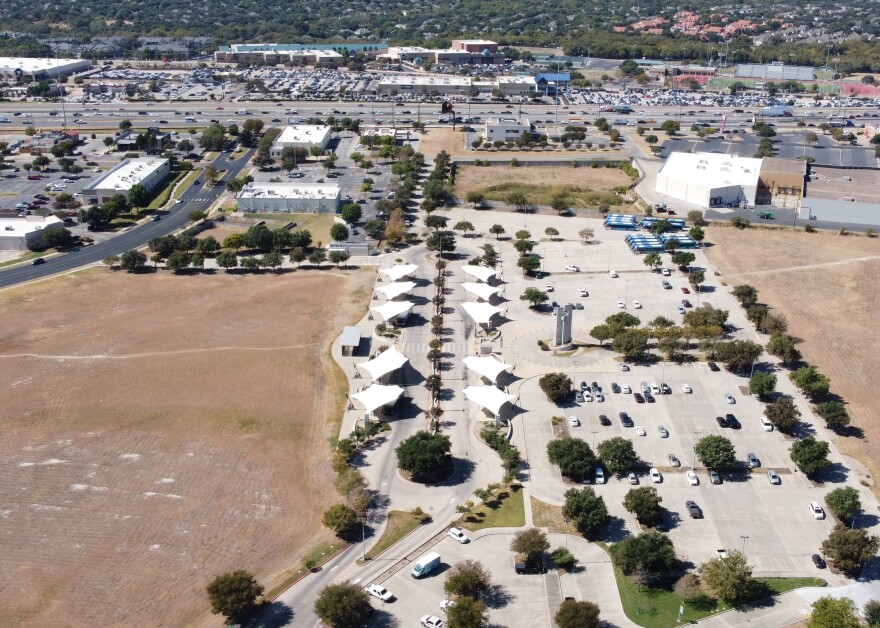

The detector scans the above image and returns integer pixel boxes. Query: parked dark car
[633,393,645,404]
[812,554,826,569]
[716,416,729,428]
[707,361,720,372]
[686,500,703,518]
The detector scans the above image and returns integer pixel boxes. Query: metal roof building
[656,152,761,209]
[735,63,815,81]
[83,158,170,205]
[236,183,340,213]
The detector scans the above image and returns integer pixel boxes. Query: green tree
[245,223,274,251]
[597,437,638,475]
[165,251,191,273]
[765,397,801,434]
[520,288,549,307]
[340,203,362,224]
[790,436,831,477]
[547,438,596,480]
[688,225,705,241]
[643,252,662,271]
[120,249,147,272]
[610,531,676,579]
[447,596,489,628]
[555,599,600,628]
[395,431,452,480]
[517,254,541,275]
[579,228,595,243]
[825,487,861,524]
[329,250,350,268]
[695,435,736,470]
[660,120,680,136]
[767,333,801,365]
[714,340,763,373]
[623,487,663,526]
[330,223,350,242]
[321,504,358,538]
[443,559,492,599]
[539,372,573,403]
[314,582,373,628]
[671,251,696,268]
[216,251,238,271]
[732,284,759,307]
[454,221,475,237]
[510,528,550,562]
[589,324,613,347]
[863,599,880,627]
[791,366,830,398]
[261,251,284,270]
[489,224,505,239]
[188,210,208,223]
[611,328,650,361]
[514,239,534,255]
[688,270,705,291]
[308,249,327,266]
[815,402,850,431]
[43,226,75,249]
[699,550,754,605]
[127,183,150,211]
[206,570,264,624]
[507,191,529,212]
[199,123,226,151]
[808,596,861,628]
[562,487,609,539]
[465,191,486,209]
[822,526,880,576]
[748,372,777,399]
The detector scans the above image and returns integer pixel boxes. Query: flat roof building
[496,76,535,95]
[377,74,472,95]
[83,157,170,205]
[236,183,340,214]
[270,125,332,158]
[0,57,90,80]
[656,152,761,208]
[0,215,64,251]
[484,117,531,142]
[736,62,815,81]
[452,39,499,53]
[214,42,387,63]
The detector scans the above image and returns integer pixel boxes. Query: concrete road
[0,148,254,289]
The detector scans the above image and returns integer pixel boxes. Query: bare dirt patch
[704,227,880,491]
[454,164,633,209]
[419,127,463,157]
[0,267,372,627]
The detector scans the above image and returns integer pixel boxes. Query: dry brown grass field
[0,267,372,627]
[705,226,880,490]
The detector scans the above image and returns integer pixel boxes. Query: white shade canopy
[461,302,502,325]
[358,346,409,380]
[371,300,414,322]
[351,384,405,414]
[376,281,417,301]
[379,264,418,282]
[463,356,512,383]
[462,282,498,301]
[462,266,496,283]
[463,386,515,415]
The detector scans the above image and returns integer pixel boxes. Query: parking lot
[436,205,877,579]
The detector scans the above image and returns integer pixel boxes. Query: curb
[269,543,352,602]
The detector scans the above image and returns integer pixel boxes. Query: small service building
[270,125,331,158]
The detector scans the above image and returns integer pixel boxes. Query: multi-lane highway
[0,148,254,289]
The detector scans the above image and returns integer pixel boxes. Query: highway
[0,148,254,289]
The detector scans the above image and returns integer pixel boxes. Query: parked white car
[632,300,642,309]
[650,468,662,483]
[809,501,826,520]
[565,265,580,272]
[448,527,469,543]
[617,300,625,308]
[365,583,394,602]
[595,467,605,484]
[681,383,692,393]
[621,384,632,394]
[687,471,699,486]
[609,270,618,278]
[421,615,444,628]
[636,427,646,436]
[568,416,580,427]
[725,393,736,404]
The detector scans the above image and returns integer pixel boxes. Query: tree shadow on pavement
[254,601,294,628]
[484,583,516,609]
[367,608,401,627]
[601,515,631,543]
[818,462,850,484]
[441,458,476,487]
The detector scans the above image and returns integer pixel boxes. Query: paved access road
[0,148,254,289]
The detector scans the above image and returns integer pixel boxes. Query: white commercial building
[270,125,331,158]
[0,57,90,80]
[82,158,170,205]
[484,117,531,142]
[376,74,472,95]
[236,183,340,213]
[655,152,761,208]
[0,215,64,250]
[496,76,535,96]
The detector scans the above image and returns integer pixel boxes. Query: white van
[760,416,774,432]
[184,116,196,122]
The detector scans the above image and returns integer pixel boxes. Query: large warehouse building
[0,215,64,250]
[655,152,762,208]
[82,157,170,205]
[0,57,91,80]
[214,43,388,63]
[270,125,331,158]
[236,183,340,213]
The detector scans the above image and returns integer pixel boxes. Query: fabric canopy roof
[462,266,496,283]
[379,264,418,282]
[463,386,514,415]
[463,356,512,383]
[351,384,405,413]
[358,346,409,380]
[370,300,414,322]
[461,302,501,325]
[376,281,417,300]
[462,282,498,301]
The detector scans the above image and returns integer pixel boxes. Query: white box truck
[411,552,441,578]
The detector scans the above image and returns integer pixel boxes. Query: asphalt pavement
[0,148,254,289]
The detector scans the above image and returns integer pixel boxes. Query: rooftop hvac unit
[842,176,851,181]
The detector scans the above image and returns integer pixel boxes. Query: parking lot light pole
[591,430,598,449]
[740,535,749,553]
[564,516,570,549]
[693,431,701,469]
